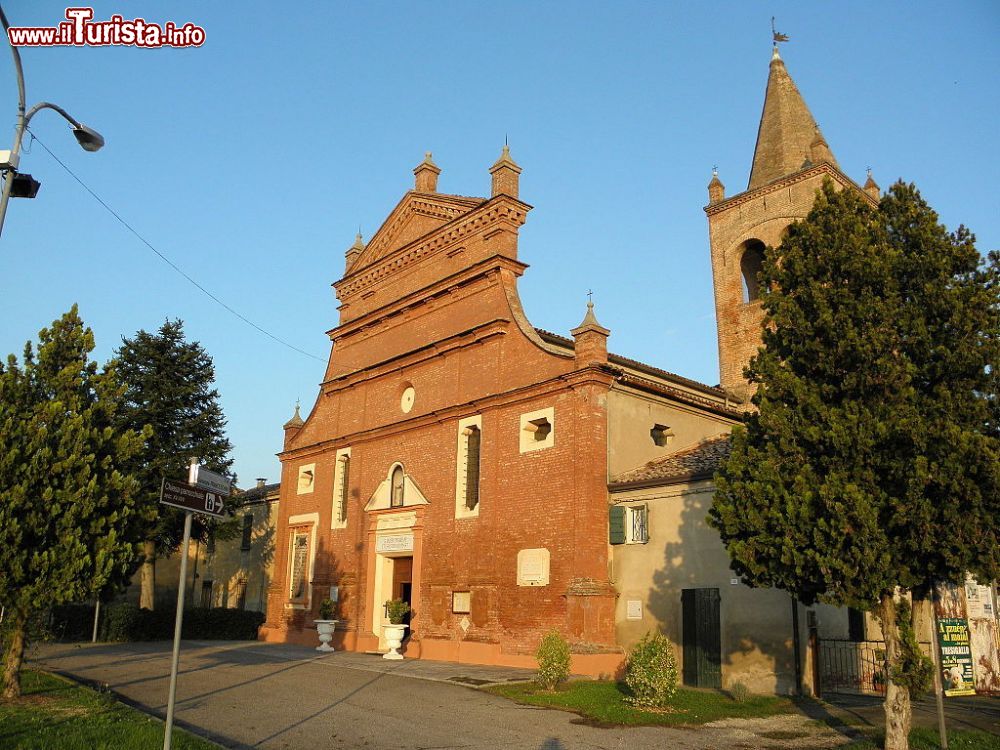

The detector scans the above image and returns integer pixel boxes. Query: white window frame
[331,447,351,529]
[296,463,316,495]
[519,406,555,454]
[285,512,319,609]
[455,415,482,519]
[626,504,649,544]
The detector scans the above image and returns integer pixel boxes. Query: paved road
[30,640,853,750]
[822,691,1000,735]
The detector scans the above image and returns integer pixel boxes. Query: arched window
[390,465,405,508]
[463,426,481,510]
[740,240,766,303]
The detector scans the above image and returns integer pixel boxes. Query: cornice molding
[329,254,528,341]
[279,368,603,461]
[320,318,511,396]
[613,371,743,419]
[704,163,876,217]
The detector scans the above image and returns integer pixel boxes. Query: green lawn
[0,670,219,750]
[486,679,795,726]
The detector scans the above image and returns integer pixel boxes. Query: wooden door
[392,557,413,627]
[682,588,721,688]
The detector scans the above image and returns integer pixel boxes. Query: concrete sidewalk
[29,640,855,750]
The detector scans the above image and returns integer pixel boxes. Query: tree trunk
[2,608,27,700]
[879,593,912,750]
[139,539,156,610]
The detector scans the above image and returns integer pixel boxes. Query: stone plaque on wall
[375,534,414,554]
[626,600,643,620]
[452,591,471,614]
[517,548,550,587]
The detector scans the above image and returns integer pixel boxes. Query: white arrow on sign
[204,492,225,515]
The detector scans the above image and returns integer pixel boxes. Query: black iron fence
[818,639,931,695]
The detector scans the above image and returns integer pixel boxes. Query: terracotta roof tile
[610,435,732,487]
[235,482,280,503]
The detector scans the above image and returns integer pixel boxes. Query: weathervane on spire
[771,17,789,44]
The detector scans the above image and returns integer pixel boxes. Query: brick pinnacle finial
[345,232,365,272]
[570,298,609,367]
[489,144,521,199]
[863,168,880,200]
[283,401,304,430]
[708,168,725,203]
[413,151,441,193]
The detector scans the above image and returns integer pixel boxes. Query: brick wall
[263,182,619,663]
[706,165,861,398]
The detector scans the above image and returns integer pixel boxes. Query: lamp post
[0,6,104,238]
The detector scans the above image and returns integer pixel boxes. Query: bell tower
[705,45,873,400]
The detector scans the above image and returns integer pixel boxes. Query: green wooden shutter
[240,513,253,551]
[609,505,626,544]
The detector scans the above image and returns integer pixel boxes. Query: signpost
[161,460,230,750]
[160,478,226,516]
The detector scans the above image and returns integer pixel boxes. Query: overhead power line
[22,127,326,363]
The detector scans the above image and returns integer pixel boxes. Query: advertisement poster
[938,618,977,696]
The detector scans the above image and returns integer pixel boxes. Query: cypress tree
[710,181,1000,750]
[0,307,143,698]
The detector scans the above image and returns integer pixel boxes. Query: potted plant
[314,598,338,652]
[382,598,411,660]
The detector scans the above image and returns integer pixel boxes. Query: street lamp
[0,6,105,238]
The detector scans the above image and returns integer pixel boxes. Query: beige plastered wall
[610,479,848,694]
[124,498,279,613]
[606,387,731,478]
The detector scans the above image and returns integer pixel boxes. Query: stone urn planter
[314,620,338,651]
[382,598,412,660]
[382,623,408,660]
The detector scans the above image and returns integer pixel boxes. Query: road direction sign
[159,478,227,518]
[188,465,231,496]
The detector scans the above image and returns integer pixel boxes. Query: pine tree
[710,181,1000,750]
[0,307,143,698]
[115,320,234,609]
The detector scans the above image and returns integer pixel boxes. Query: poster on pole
[937,617,976,696]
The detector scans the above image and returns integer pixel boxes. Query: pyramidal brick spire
[748,46,839,190]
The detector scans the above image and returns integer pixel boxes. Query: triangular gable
[348,192,486,274]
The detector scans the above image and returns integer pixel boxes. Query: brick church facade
[261,47,881,690]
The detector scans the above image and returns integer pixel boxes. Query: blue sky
[1,1,997,486]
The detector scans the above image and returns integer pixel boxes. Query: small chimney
[489,144,521,198]
[256,478,267,489]
[413,152,440,192]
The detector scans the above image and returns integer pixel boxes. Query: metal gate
[818,639,931,695]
